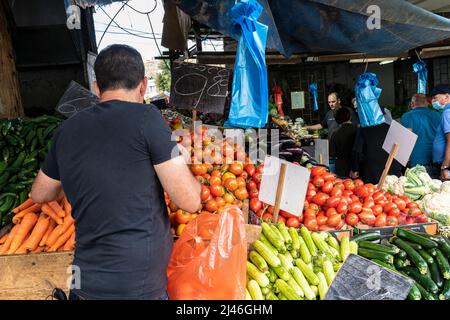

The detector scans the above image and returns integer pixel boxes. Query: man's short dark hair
[335,106,351,125]
[94,44,145,93]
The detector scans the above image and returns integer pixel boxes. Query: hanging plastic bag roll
[309,83,319,112]
[413,60,428,94]
[166,206,247,300]
[355,72,385,128]
[224,0,269,128]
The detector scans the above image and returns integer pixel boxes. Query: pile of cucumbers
[0,115,62,228]
[353,229,450,300]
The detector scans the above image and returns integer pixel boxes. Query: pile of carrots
[0,196,75,255]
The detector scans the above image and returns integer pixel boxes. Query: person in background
[431,84,450,181]
[306,92,358,139]
[401,93,441,178]
[30,45,202,300]
[330,107,357,177]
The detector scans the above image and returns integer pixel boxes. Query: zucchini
[278,293,287,300]
[310,285,319,297]
[415,282,436,300]
[407,284,422,301]
[429,258,443,288]
[253,240,281,268]
[247,280,264,300]
[397,249,407,260]
[400,240,423,251]
[287,276,305,298]
[261,287,270,295]
[349,241,358,255]
[277,222,292,249]
[267,268,277,283]
[245,289,252,300]
[275,279,302,300]
[311,232,334,261]
[323,260,335,286]
[291,267,316,300]
[261,222,285,252]
[417,249,434,265]
[265,291,279,300]
[327,235,340,251]
[434,249,450,280]
[271,266,290,281]
[394,257,410,269]
[283,251,294,264]
[300,226,317,256]
[259,234,279,256]
[296,258,319,286]
[403,267,439,294]
[351,232,381,242]
[299,242,312,264]
[340,236,350,262]
[394,228,438,249]
[278,253,294,272]
[438,240,450,259]
[391,237,428,274]
[372,259,396,271]
[358,247,394,264]
[247,262,270,288]
[359,241,399,255]
[288,227,300,251]
[317,271,328,300]
[333,263,343,272]
[249,251,269,273]
[439,280,450,300]
[329,246,341,262]
[290,249,299,259]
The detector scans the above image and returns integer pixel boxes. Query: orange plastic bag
[167,206,247,300]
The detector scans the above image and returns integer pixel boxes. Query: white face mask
[432,100,445,111]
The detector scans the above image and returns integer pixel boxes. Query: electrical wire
[95,30,162,39]
[96,21,162,36]
[124,1,158,15]
[145,11,170,69]
[97,0,129,48]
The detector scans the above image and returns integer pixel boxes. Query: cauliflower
[422,192,450,225]
[393,181,405,195]
[440,181,450,194]
[430,179,443,193]
[382,175,398,193]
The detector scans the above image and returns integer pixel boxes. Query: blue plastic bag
[309,83,318,112]
[355,73,385,128]
[224,0,269,128]
[413,60,428,94]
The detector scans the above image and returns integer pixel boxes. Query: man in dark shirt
[306,92,358,139]
[30,45,201,300]
[331,107,356,177]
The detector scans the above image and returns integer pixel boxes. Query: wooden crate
[0,252,73,300]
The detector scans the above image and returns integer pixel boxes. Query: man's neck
[99,90,141,104]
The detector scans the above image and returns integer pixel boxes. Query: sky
[93,0,221,61]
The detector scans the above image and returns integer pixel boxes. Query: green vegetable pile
[355,229,450,300]
[246,222,356,300]
[0,116,62,228]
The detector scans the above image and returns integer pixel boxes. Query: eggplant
[284,148,304,157]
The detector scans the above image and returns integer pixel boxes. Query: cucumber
[403,267,439,294]
[317,272,328,300]
[394,228,438,249]
[340,236,350,261]
[327,235,340,251]
[249,251,269,273]
[359,241,399,255]
[358,247,394,264]
[417,249,434,265]
[265,291,279,301]
[287,276,305,298]
[271,266,290,282]
[323,260,335,286]
[299,242,312,264]
[288,227,300,251]
[261,223,285,252]
[267,268,277,283]
[247,280,264,300]
[278,253,294,272]
[277,222,292,249]
[349,241,358,255]
[391,237,428,274]
[439,280,450,300]
[296,258,319,286]
[253,240,281,268]
[300,226,317,256]
[291,267,316,300]
[259,234,279,256]
[351,232,381,242]
[275,279,302,300]
[429,258,443,289]
[434,249,450,280]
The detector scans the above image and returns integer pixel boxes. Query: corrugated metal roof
[408,0,450,13]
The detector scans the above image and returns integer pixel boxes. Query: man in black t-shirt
[30,45,201,300]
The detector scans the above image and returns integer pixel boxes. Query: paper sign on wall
[382,120,418,167]
[258,156,310,217]
[291,91,305,109]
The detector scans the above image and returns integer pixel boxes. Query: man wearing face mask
[431,84,450,181]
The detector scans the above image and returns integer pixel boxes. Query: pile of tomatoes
[300,166,427,232]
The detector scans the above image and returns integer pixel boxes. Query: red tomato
[248,188,259,199]
[351,195,360,203]
[363,198,375,208]
[306,189,317,202]
[308,182,317,192]
[365,184,376,194]
[308,203,320,212]
[322,172,336,181]
[405,216,415,225]
[262,213,273,222]
[267,205,274,214]
[345,213,359,226]
[331,187,343,197]
[343,179,356,191]
[399,195,412,204]
[253,172,263,183]
[337,201,349,214]
[311,166,327,177]
[201,186,211,202]
[326,208,338,217]
[334,182,345,190]
[383,202,397,213]
[312,193,329,206]
[372,205,383,216]
[327,214,343,227]
[349,202,363,214]
[398,213,407,225]
[359,212,376,226]
[210,185,225,197]
[342,190,354,197]
[277,216,286,224]
[236,177,246,189]
[304,218,319,231]
[372,191,385,203]
[415,214,428,223]
[354,186,369,198]
[255,209,264,217]
[303,200,309,210]
[304,210,317,220]
[249,198,262,213]
[407,207,422,217]
[245,164,256,177]
[205,199,218,212]
[286,217,300,228]
[280,210,297,219]
[317,215,328,226]
[298,214,304,223]
[336,218,346,230]
[313,176,325,188]
[322,181,334,194]
[319,225,336,231]
[326,196,340,208]
[389,207,401,217]
[393,198,407,211]
[407,202,419,209]
[387,216,399,226]
[375,214,387,227]
[247,180,257,192]
[354,179,364,187]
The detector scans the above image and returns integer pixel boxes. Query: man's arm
[155,155,201,213]
[30,170,63,203]
[306,124,323,131]
[441,133,450,180]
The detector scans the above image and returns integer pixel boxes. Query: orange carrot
[14,234,31,254]
[45,224,64,247]
[32,246,45,253]
[39,219,56,247]
[12,203,42,224]
[59,216,74,236]
[63,232,75,251]
[7,213,38,254]
[48,224,75,252]
[0,233,8,245]
[25,215,50,251]
[0,225,19,255]
[41,204,63,224]
[48,201,65,218]
[12,198,34,213]
[63,197,72,217]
